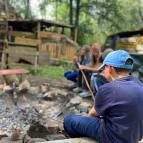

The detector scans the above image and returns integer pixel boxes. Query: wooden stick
[77,63,95,101]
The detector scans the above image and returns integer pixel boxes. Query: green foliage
[44,0,143,45]
[35,65,70,79]
[77,0,143,45]
[20,60,72,79]
[37,66,65,79]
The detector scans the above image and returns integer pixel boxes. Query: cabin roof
[109,28,143,38]
[8,19,75,32]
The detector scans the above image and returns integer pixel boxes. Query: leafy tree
[1,0,143,45]
[0,0,32,19]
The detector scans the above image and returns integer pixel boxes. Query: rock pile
[0,77,93,143]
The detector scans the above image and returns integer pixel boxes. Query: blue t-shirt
[81,55,91,66]
[94,76,143,143]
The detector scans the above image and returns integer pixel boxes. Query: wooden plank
[8,42,37,48]
[0,16,7,19]
[116,41,137,49]
[0,31,7,33]
[15,37,40,46]
[0,21,7,33]
[8,45,38,52]
[38,31,66,40]
[9,31,34,38]
[0,62,31,66]
[0,68,29,75]
[4,48,39,56]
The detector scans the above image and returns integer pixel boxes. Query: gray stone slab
[139,139,143,143]
[37,138,96,143]
[37,138,143,143]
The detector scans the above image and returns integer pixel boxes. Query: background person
[90,48,113,95]
[64,45,91,92]
[78,43,101,97]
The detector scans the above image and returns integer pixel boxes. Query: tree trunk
[69,0,73,25]
[25,0,31,19]
[4,0,9,18]
[74,0,80,41]
[75,0,80,26]
[55,0,58,20]
[139,8,143,22]
[69,0,75,40]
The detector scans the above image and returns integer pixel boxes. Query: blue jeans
[64,71,78,82]
[63,114,101,141]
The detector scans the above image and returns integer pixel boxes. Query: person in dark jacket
[64,50,143,143]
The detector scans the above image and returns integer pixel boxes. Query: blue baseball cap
[98,50,133,70]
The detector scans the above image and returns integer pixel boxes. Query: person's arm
[79,65,96,71]
[89,83,114,117]
[88,107,97,117]
[79,64,102,71]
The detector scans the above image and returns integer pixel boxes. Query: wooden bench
[0,68,29,83]
[0,68,29,75]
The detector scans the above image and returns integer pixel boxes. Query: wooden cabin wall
[0,29,77,67]
[6,43,76,66]
[5,45,37,65]
[40,43,76,63]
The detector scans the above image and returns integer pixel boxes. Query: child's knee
[63,114,75,131]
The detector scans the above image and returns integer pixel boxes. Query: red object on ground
[0,68,29,75]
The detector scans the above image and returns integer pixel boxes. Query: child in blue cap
[64,50,143,143]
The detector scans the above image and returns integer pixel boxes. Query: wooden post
[74,27,78,42]
[34,51,39,74]
[1,39,8,68]
[34,21,41,73]
[1,0,9,69]
[1,50,5,68]
[4,0,9,19]
[61,27,64,34]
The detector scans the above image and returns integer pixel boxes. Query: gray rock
[19,80,31,91]
[3,74,19,86]
[69,96,82,106]
[23,134,46,143]
[29,87,40,95]
[78,102,92,113]
[10,128,21,141]
[40,83,50,94]
[28,138,47,143]
[27,122,48,138]
[46,120,60,134]
[65,102,71,108]
[78,105,89,113]
[2,85,12,92]
[68,106,80,114]
[1,137,22,143]
[40,91,56,101]
[46,134,66,141]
